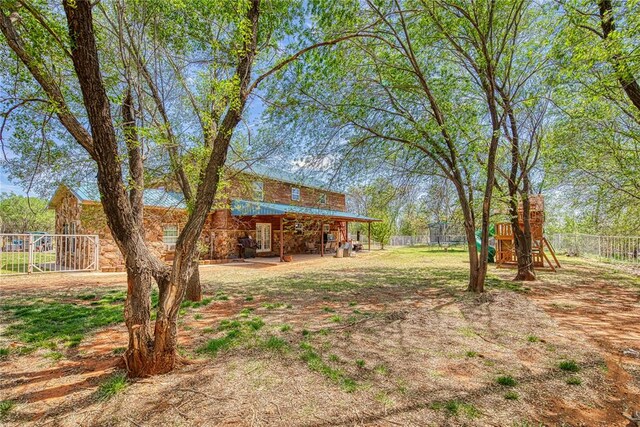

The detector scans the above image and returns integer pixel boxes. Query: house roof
[49,184,186,210]
[49,184,377,222]
[231,199,379,222]
[230,162,339,193]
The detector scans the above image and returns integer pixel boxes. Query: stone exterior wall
[52,173,352,271]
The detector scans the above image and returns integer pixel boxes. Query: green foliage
[0,193,54,233]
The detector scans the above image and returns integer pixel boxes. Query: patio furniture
[237,236,257,259]
[305,242,318,254]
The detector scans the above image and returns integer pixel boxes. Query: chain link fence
[549,233,640,264]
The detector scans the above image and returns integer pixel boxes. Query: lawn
[0,247,639,426]
[0,251,56,274]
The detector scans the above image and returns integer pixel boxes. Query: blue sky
[0,166,24,195]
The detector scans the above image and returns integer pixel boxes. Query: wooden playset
[494,195,561,271]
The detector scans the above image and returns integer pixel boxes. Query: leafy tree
[0,0,359,377]
[266,0,551,291]
[0,193,53,233]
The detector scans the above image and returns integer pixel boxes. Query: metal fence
[349,234,467,248]
[389,235,430,246]
[549,233,640,264]
[0,233,100,275]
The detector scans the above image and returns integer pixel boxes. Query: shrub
[558,360,580,372]
[496,375,517,386]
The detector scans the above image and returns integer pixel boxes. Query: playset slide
[475,226,496,263]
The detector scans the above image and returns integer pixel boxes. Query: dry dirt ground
[0,247,639,427]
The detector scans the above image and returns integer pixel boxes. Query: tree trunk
[123,264,155,377]
[185,260,202,302]
[508,198,536,281]
[457,189,484,293]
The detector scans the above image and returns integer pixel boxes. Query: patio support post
[280,216,284,262]
[321,222,324,257]
[368,222,371,251]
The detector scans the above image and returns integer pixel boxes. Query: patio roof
[230,199,379,222]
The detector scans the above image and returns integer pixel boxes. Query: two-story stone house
[48,164,378,271]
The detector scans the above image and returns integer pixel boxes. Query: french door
[255,223,272,253]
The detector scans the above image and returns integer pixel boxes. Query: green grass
[198,317,265,357]
[527,335,539,343]
[262,336,289,352]
[355,359,365,368]
[96,372,128,400]
[182,297,213,308]
[431,400,481,418]
[374,364,389,375]
[496,375,517,386]
[239,308,253,317]
[329,315,342,323]
[198,330,242,356]
[566,376,582,385]
[465,350,478,358]
[0,347,9,358]
[300,342,357,392]
[112,347,126,355]
[262,302,287,310]
[0,400,14,420]
[504,391,519,400]
[1,295,124,348]
[214,292,229,301]
[1,252,55,273]
[558,360,580,372]
[44,351,64,361]
[279,324,292,332]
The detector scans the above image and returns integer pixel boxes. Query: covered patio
[230,199,379,262]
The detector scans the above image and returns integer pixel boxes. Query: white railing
[549,233,640,264]
[349,234,467,248]
[0,233,100,275]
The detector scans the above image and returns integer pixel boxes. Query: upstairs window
[291,187,300,201]
[318,193,327,205]
[163,225,178,249]
[252,181,264,201]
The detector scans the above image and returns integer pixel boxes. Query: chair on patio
[305,242,318,254]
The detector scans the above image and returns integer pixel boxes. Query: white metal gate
[0,233,99,275]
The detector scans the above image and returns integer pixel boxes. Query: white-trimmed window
[291,187,300,201]
[295,222,304,233]
[252,181,264,201]
[318,193,327,205]
[163,225,178,249]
